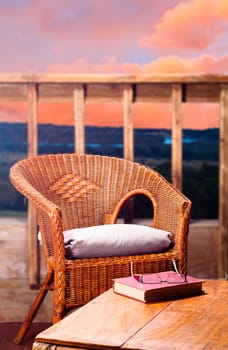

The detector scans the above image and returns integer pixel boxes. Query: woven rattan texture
[9,154,191,344]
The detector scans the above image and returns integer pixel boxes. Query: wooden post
[74,84,85,154]
[123,84,134,222]
[123,84,134,161]
[219,84,228,279]
[171,84,183,191]
[27,83,39,288]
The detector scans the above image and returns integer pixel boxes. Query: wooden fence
[0,73,227,282]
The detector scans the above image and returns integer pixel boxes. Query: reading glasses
[130,259,188,284]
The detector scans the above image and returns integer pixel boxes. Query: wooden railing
[1,73,228,282]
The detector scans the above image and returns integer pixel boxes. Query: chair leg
[14,272,53,345]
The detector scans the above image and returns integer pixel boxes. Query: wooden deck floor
[0,217,219,349]
[0,323,50,350]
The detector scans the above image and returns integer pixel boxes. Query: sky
[0,0,228,128]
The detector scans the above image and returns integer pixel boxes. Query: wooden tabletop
[33,280,228,350]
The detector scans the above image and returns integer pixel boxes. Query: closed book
[113,271,204,303]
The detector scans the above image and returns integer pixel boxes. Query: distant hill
[0,123,219,218]
[0,122,219,161]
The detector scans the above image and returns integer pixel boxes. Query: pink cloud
[1,1,227,74]
[141,55,228,73]
[33,0,156,53]
[140,0,228,53]
[47,54,228,74]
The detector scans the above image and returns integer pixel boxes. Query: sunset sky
[0,0,228,128]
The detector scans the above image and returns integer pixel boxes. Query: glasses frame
[130,259,188,284]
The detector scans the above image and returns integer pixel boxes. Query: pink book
[113,271,204,302]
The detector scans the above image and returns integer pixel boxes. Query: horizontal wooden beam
[0,81,226,103]
[0,73,228,84]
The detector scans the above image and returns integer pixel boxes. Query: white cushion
[64,224,173,259]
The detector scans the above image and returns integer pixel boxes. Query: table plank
[35,289,170,349]
[123,280,228,350]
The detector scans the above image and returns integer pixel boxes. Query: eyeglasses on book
[130,259,188,284]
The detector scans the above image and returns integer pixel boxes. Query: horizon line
[0,121,219,131]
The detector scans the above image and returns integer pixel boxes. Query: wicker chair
[9,154,191,344]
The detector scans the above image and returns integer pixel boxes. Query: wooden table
[33,280,228,350]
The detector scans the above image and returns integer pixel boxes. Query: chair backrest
[10,154,191,260]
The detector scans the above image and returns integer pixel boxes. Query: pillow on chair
[64,224,173,259]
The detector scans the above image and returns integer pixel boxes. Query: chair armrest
[104,187,191,241]
[10,167,65,266]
